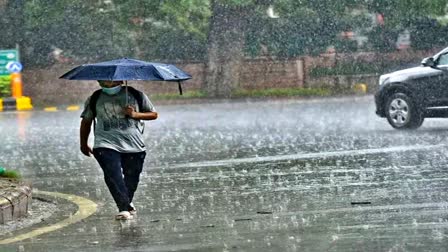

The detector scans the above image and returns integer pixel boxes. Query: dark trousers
[93,148,146,212]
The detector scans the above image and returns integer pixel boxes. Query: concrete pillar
[296,59,304,88]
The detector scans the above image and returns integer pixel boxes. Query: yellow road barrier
[0,96,33,111]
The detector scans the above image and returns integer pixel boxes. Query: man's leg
[93,148,130,212]
[121,151,146,206]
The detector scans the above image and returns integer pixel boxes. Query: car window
[438,53,448,66]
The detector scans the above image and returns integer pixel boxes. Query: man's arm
[124,106,158,121]
[80,118,94,156]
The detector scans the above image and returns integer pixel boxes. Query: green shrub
[310,63,382,77]
[0,75,11,97]
[408,17,448,50]
[151,87,331,100]
[152,91,206,100]
[367,26,399,53]
[233,87,331,98]
[0,167,21,179]
[309,59,420,77]
[334,39,358,53]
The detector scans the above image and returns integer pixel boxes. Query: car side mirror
[421,57,436,67]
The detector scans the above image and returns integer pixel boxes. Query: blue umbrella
[59,58,192,95]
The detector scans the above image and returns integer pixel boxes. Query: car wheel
[385,93,424,129]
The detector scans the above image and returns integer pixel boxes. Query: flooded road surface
[1,96,448,251]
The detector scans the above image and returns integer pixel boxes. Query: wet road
[2,96,448,251]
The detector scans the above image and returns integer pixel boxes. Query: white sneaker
[129,202,137,215]
[115,211,133,220]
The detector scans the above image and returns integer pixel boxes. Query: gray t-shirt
[80,88,156,153]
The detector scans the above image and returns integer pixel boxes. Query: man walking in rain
[80,80,158,220]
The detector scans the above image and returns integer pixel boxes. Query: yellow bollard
[16,96,33,111]
[353,83,367,94]
[11,72,23,98]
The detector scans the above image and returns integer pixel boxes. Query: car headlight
[379,74,390,86]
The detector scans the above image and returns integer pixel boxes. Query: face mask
[102,85,122,95]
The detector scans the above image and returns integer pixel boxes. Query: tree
[204,0,364,97]
[19,0,210,66]
[408,17,448,50]
[135,0,210,61]
[22,0,131,66]
[366,0,448,51]
[0,0,26,50]
[204,0,252,97]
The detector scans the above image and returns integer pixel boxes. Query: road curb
[0,190,97,245]
[43,105,80,112]
[0,178,32,224]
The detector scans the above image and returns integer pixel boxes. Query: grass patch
[0,168,21,179]
[233,87,331,98]
[151,91,207,100]
[151,87,331,100]
[310,63,383,77]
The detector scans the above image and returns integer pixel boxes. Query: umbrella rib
[111,66,121,81]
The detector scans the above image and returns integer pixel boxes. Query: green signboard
[0,50,19,76]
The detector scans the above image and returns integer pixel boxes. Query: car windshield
[438,53,448,65]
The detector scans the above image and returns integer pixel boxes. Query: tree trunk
[203,1,247,98]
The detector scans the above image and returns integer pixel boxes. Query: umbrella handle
[178,81,183,95]
[125,81,128,104]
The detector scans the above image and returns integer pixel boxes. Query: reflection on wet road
[1,96,448,251]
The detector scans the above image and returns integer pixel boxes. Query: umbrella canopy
[59,58,191,95]
[59,58,192,81]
